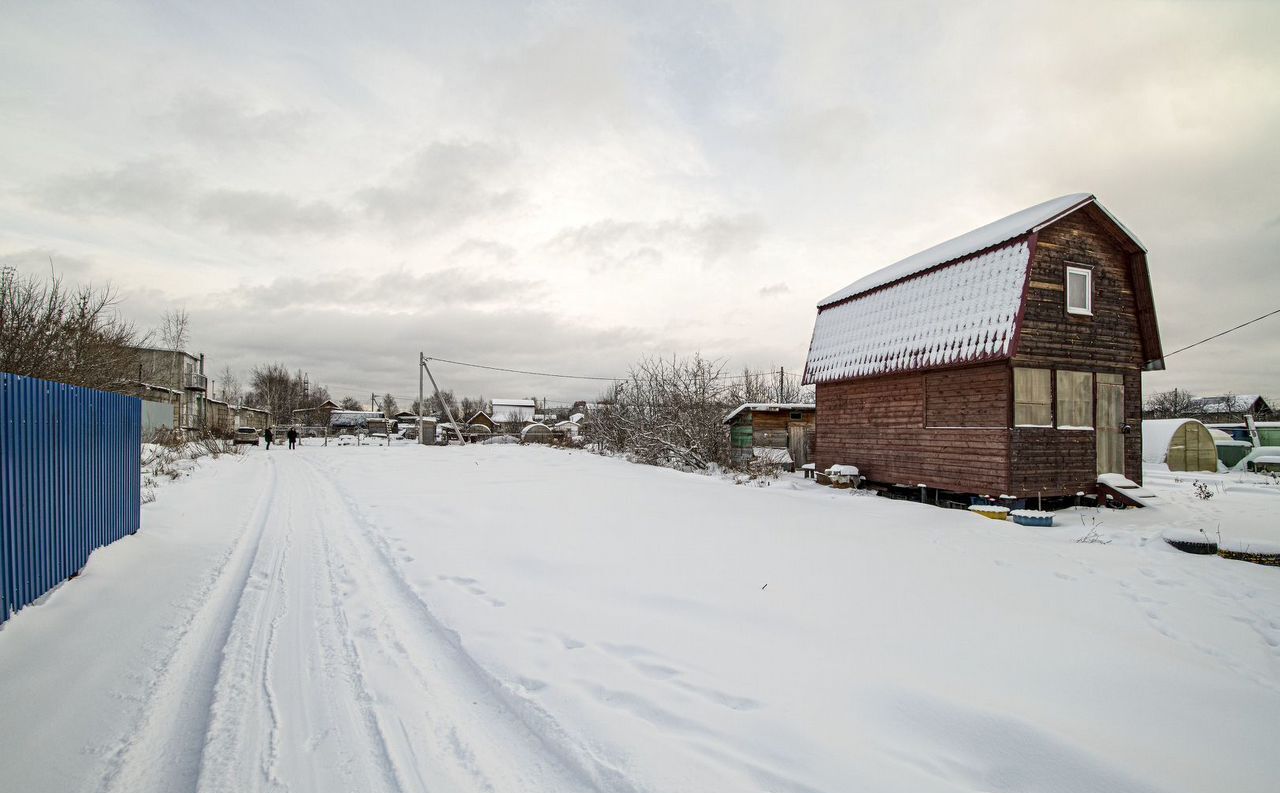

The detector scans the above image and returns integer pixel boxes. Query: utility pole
[418,352,425,444]
[422,355,466,444]
[779,367,785,403]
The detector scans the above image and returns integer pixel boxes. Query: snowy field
[1,444,1278,793]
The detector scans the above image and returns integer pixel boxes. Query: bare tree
[217,364,242,404]
[1144,388,1197,419]
[0,266,141,390]
[339,396,363,410]
[382,392,399,417]
[584,354,732,470]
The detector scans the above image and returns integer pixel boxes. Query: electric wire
[1162,307,1280,358]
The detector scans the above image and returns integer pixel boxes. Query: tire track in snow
[195,453,404,793]
[95,456,280,793]
[301,453,646,793]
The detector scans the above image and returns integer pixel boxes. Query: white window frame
[1065,265,1092,316]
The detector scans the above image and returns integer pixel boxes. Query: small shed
[466,410,497,431]
[1142,419,1217,472]
[553,419,581,442]
[723,403,816,468]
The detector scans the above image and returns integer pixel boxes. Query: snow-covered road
[99,451,599,793]
[2,444,1279,793]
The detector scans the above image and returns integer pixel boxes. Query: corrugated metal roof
[804,240,1030,383]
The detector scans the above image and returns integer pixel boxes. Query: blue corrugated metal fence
[0,372,141,622]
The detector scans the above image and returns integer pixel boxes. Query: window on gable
[1066,265,1092,315]
[1056,370,1094,429]
[1013,368,1052,426]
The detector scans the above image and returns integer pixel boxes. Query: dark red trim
[1007,230,1039,360]
[809,352,1014,387]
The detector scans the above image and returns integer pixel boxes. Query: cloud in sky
[1,0,1278,402]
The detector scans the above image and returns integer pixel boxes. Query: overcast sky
[2,0,1277,406]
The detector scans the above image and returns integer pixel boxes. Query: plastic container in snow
[1161,528,1219,555]
[967,504,1010,520]
[1009,509,1055,527]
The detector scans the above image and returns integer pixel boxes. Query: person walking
[287,427,298,450]
[263,427,273,450]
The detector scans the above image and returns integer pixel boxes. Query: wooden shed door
[788,424,810,468]
[1096,375,1124,475]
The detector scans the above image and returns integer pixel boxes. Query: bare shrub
[584,355,732,470]
[0,266,142,390]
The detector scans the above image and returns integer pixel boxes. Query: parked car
[233,427,260,445]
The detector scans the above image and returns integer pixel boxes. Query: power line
[425,356,619,382]
[1164,307,1280,358]
[423,355,806,384]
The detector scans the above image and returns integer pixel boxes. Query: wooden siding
[1016,207,1146,372]
[815,364,1011,494]
[925,366,1009,427]
[743,410,815,449]
[1010,208,1147,489]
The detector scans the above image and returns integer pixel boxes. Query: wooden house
[723,404,816,469]
[466,410,497,431]
[802,193,1164,498]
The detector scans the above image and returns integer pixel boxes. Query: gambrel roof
[803,194,1162,385]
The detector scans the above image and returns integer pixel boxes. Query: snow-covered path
[91,451,600,793]
[2,444,1279,793]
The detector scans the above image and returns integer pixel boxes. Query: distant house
[492,398,536,425]
[123,346,208,431]
[293,399,341,427]
[466,410,497,431]
[723,404,816,469]
[553,419,581,441]
[803,193,1163,498]
[1186,394,1271,422]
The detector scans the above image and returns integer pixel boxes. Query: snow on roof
[493,398,536,407]
[1188,395,1265,413]
[570,412,585,423]
[818,194,1095,307]
[804,240,1029,383]
[723,403,816,423]
[520,422,552,436]
[1141,418,1210,464]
